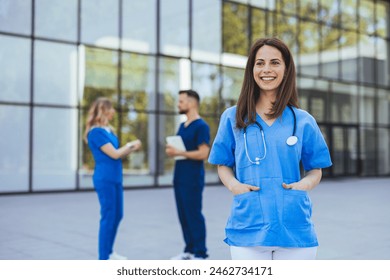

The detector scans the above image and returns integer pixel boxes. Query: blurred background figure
[84,97,141,260]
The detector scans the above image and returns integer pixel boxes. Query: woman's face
[106,106,116,121]
[253,45,286,95]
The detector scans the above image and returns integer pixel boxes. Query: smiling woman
[208,38,332,260]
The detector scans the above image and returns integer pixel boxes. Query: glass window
[0,35,31,103]
[121,52,156,111]
[340,30,358,82]
[320,25,339,80]
[378,128,390,175]
[120,111,154,187]
[298,78,329,122]
[358,34,375,84]
[331,82,358,124]
[157,114,182,186]
[340,0,357,30]
[360,127,376,176]
[160,0,189,57]
[359,86,375,124]
[35,0,78,42]
[299,0,318,21]
[0,0,31,35]
[332,127,345,175]
[80,0,119,48]
[275,15,298,61]
[122,0,156,53]
[192,0,221,63]
[34,41,78,106]
[277,0,297,15]
[359,0,375,35]
[158,57,181,113]
[251,9,267,39]
[33,108,78,191]
[79,47,119,108]
[223,2,249,57]
[318,0,340,26]
[0,105,29,193]
[299,20,320,76]
[251,0,276,10]
[376,37,389,87]
[192,62,221,116]
[376,1,389,38]
[378,89,390,125]
[221,66,244,109]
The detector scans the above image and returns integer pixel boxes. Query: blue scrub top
[87,127,123,184]
[208,106,332,247]
[174,119,210,185]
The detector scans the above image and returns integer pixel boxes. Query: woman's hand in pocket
[230,181,260,196]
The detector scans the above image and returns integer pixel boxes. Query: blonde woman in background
[84,97,141,260]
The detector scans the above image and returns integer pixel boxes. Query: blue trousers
[174,181,207,258]
[94,180,123,260]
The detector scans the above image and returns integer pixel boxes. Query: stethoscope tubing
[243,105,297,164]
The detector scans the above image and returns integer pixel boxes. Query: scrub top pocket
[282,189,312,229]
[227,191,264,230]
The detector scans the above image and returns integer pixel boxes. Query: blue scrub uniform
[88,127,124,260]
[174,119,210,258]
[208,106,332,247]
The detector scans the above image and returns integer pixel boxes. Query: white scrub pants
[230,246,317,260]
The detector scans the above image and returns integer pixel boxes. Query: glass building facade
[0,0,389,194]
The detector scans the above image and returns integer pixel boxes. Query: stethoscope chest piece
[286,135,298,146]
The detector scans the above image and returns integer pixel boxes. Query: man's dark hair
[179,89,200,104]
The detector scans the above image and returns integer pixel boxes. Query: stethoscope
[243,105,298,165]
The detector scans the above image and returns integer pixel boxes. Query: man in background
[166,89,210,260]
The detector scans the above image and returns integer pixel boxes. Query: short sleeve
[88,128,111,148]
[196,121,210,147]
[301,116,332,171]
[208,109,236,168]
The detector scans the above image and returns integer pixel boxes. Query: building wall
[0,0,389,194]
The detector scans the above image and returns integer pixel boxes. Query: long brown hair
[236,37,299,129]
[83,97,113,143]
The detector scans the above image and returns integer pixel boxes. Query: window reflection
[33,108,78,191]
[318,0,340,26]
[320,25,339,80]
[0,105,29,192]
[81,0,119,48]
[358,34,375,84]
[80,47,119,108]
[160,0,189,57]
[376,37,389,87]
[122,0,156,53]
[300,0,318,21]
[340,30,358,82]
[192,0,221,63]
[121,52,155,111]
[359,86,375,124]
[35,0,77,42]
[275,15,298,60]
[360,128,376,175]
[376,1,389,38]
[223,2,249,57]
[34,41,78,106]
[0,35,31,103]
[378,128,390,175]
[359,0,376,35]
[221,66,244,109]
[331,83,358,124]
[340,0,357,30]
[299,20,320,76]
[192,62,221,116]
[0,0,31,35]
[377,89,390,125]
[121,111,154,187]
